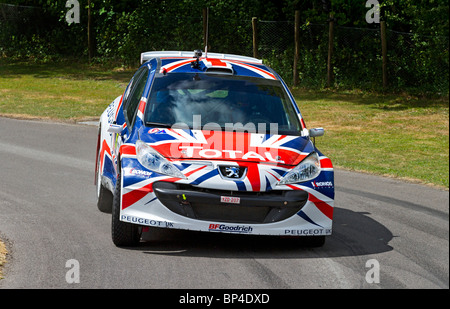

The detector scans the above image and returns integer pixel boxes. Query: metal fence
[1,3,448,95]
[254,20,449,94]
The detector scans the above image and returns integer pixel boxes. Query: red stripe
[273,135,287,144]
[115,95,124,119]
[138,99,146,114]
[100,140,111,174]
[164,59,193,72]
[320,158,333,169]
[184,165,207,177]
[229,61,277,80]
[300,118,306,130]
[266,171,280,181]
[122,182,154,210]
[122,177,180,210]
[308,194,333,220]
[95,132,101,185]
[168,129,185,138]
[120,144,136,156]
[205,58,227,67]
[245,163,261,192]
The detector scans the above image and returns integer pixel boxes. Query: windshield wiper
[145,122,173,128]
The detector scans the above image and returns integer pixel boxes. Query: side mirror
[309,127,325,138]
[107,123,125,135]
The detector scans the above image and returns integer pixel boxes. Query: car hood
[140,128,313,166]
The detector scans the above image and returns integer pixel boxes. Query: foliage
[0,0,448,95]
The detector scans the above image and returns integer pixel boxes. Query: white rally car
[95,50,334,247]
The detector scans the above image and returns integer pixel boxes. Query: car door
[111,66,149,169]
[123,66,150,131]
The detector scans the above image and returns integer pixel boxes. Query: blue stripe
[265,176,272,191]
[190,169,219,185]
[271,168,287,178]
[298,210,323,228]
[235,180,246,191]
[145,197,158,205]
[280,137,308,152]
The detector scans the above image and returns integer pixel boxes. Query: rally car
[95,50,334,247]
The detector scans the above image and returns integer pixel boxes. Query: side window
[122,77,134,105]
[123,67,149,128]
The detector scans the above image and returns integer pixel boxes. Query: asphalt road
[0,117,448,289]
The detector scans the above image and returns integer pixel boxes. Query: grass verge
[0,59,134,121]
[294,88,449,188]
[0,239,7,280]
[0,60,448,189]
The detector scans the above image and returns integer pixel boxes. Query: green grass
[0,59,134,120]
[0,60,448,189]
[0,237,7,280]
[293,89,449,188]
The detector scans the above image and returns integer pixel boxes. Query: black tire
[97,182,113,213]
[111,171,142,247]
[302,236,326,247]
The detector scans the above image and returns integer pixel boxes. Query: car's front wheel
[111,170,142,247]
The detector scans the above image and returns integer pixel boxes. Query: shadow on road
[124,207,393,259]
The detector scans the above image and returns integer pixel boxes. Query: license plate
[220,196,240,204]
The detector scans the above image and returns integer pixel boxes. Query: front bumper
[153,182,309,224]
[119,180,334,237]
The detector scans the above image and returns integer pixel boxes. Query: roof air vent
[202,58,234,75]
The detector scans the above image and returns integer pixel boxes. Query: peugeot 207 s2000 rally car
[95,50,334,247]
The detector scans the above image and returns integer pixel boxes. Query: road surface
[0,117,448,289]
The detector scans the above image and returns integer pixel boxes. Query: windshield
[144,73,302,135]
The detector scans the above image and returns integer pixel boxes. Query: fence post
[380,20,388,88]
[88,0,93,62]
[252,17,259,59]
[293,10,300,87]
[326,14,334,88]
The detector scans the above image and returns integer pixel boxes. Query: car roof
[140,51,279,81]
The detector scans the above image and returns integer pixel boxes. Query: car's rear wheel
[111,170,142,247]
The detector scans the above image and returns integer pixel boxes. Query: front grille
[153,182,308,224]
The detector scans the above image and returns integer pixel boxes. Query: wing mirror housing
[107,123,125,135]
[309,127,325,138]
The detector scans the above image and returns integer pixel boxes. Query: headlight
[136,140,186,179]
[277,152,321,185]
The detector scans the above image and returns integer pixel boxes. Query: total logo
[178,146,284,163]
[209,224,253,233]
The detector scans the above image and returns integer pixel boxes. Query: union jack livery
[95,50,334,247]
